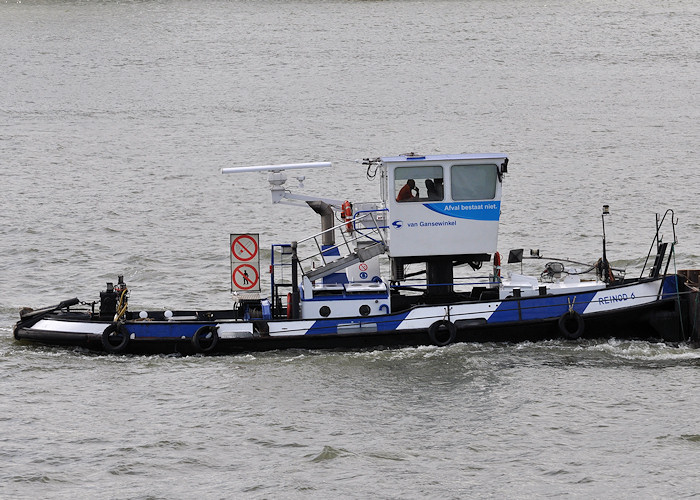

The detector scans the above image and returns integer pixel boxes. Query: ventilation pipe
[306,200,335,246]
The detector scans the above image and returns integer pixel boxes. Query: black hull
[13,297,688,355]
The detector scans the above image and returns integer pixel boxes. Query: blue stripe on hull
[307,313,409,335]
[661,274,680,299]
[126,323,204,339]
[122,277,676,339]
[489,292,597,323]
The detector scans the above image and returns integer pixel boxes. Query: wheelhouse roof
[380,153,507,163]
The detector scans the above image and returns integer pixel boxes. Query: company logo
[392,220,403,229]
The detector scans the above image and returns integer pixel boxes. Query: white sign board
[230,233,260,292]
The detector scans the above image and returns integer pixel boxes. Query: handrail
[640,209,678,279]
[351,208,389,244]
[295,209,388,272]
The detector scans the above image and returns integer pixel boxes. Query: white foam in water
[590,339,700,361]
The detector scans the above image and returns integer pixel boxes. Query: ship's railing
[640,209,678,280]
[351,208,389,243]
[295,208,389,273]
[270,244,294,317]
[267,210,388,318]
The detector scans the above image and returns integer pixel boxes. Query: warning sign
[230,234,260,292]
[230,234,258,262]
[232,264,260,291]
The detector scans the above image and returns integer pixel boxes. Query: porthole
[359,304,371,317]
[319,306,331,317]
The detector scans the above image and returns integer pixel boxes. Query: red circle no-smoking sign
[231,234,258,262]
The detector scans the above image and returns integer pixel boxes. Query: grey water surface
[1,0,699,498]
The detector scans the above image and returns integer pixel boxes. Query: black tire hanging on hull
[192,325,219,353]
[428,320,457,347]
[558,311,584,340]
[102,323,130,353]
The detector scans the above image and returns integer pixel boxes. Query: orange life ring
[341,200,353,232]
[494,251,502,279]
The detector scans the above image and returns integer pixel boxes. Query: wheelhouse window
[394,166,444,202]
[450,164,497,201]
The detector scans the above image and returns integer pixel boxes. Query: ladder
[305,241,386,281]
[296,209,388,281]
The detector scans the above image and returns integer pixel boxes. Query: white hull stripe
[26,278,674,339]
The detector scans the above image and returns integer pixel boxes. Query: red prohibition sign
[231,235,258,262]
[232,264,259,290]
[359,262,369,271]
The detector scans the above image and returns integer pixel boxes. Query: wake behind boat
[13,153,700,354]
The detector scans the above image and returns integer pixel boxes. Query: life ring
[101,322,130,353]
[287,292,293,319]
[428,320,457,347]
[341,200,353,233]
[192,325,219,353]
[558,311,584,340]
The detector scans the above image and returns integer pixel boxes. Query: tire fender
[428,320,457,347]
[192,325,219,353]
[101,323,130,353]
[558,311,584,340]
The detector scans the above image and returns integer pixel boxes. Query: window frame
[394,165,445,203]
[449,164,498,201]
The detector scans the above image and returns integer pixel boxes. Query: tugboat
[12,153,700,354]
